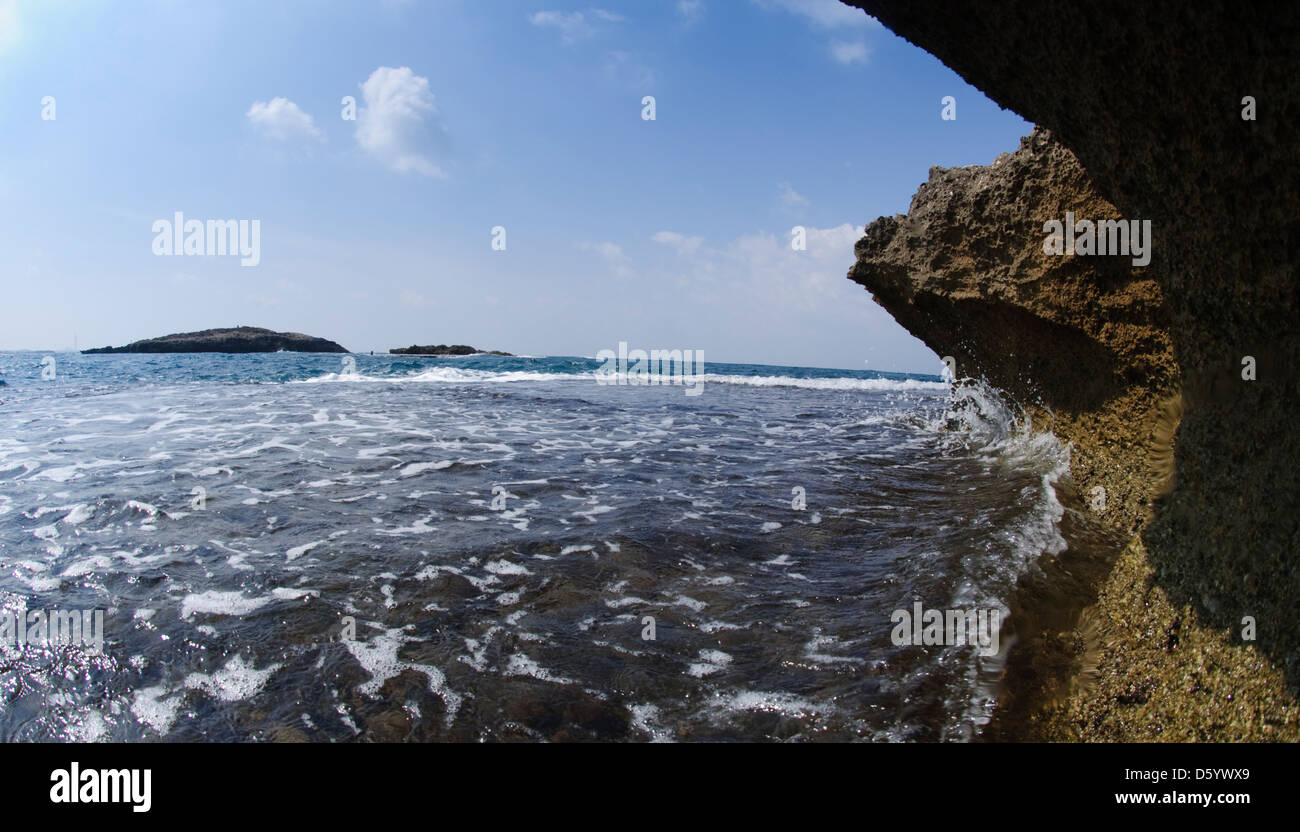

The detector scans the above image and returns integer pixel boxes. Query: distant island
[82,327,349,354]
[389,344,513,356]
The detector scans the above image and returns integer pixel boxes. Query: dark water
[0,352,1069,741]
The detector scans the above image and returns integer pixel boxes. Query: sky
[0,0,1030,372]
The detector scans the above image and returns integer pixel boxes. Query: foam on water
[0,351,1074,742]
[300,366,948,394]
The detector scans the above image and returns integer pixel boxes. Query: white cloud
[779,182,810,209]
[675,0,704,25]
[637,222,887,349]
[724,223,866,310]
[652,223,866,306]
[530,10,591,42]
[829,39,870,65]
[530,9,625,44]
[650,224,868,309]
[246,97,323,142]
[356,67,444,177]
[754,0,879,64]
[753,0,880,28]
[652,231,704,255]
[579,241,634,278]
[578,221,934,370]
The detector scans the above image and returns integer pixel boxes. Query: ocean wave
[298,366,948,392]
[699,373,946,392]
[297,368,584,385]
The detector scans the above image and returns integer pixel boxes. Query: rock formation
[389,345,512,356]
[82,326,348,354]
[845,0,1299,739]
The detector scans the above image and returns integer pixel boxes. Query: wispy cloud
[652,231,704,255]
[675,0,705,26]
[752,0,880,28]
[779,182,810,209]
[726,223,866,308]
[579,241,635,278]
[753,0,879,64]
[829,39,870,65]
[355,66,444,177]
[529,8,625,44]
[646,223,872,317]
[246,97,323,142]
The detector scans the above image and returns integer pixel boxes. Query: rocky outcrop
[389,345,512,356]
[852,126,1178,538]
[853,127,1175,418]
[83,327,348,354]
[845,0,1300,739]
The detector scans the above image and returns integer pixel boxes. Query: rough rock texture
[389,345,513,356]
[83,327,348,354]
[846,0,1300,739]
[854,128,1183,531]
[855,128,1175,423]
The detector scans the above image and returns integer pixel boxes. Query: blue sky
[0,0,1030,371]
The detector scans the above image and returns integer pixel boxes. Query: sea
[0,351,1076,742]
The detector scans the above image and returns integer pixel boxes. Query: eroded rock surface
[845,0,1299,739]
[851,127,1175,418]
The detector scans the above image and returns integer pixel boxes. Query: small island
[82,326,349,354]
[389,344,512,356]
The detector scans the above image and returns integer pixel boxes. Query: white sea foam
[184,654,281,703]
[298,366,944,393]
[132,685,183,736]
[687,649,733,678]
[399,460,453,477]
[504,652,574,685]
[343,627,462,722]
[180,590,272,619]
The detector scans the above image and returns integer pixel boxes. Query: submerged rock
[82,326,348,354]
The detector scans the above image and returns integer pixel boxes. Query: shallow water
[0,353,1069,741]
